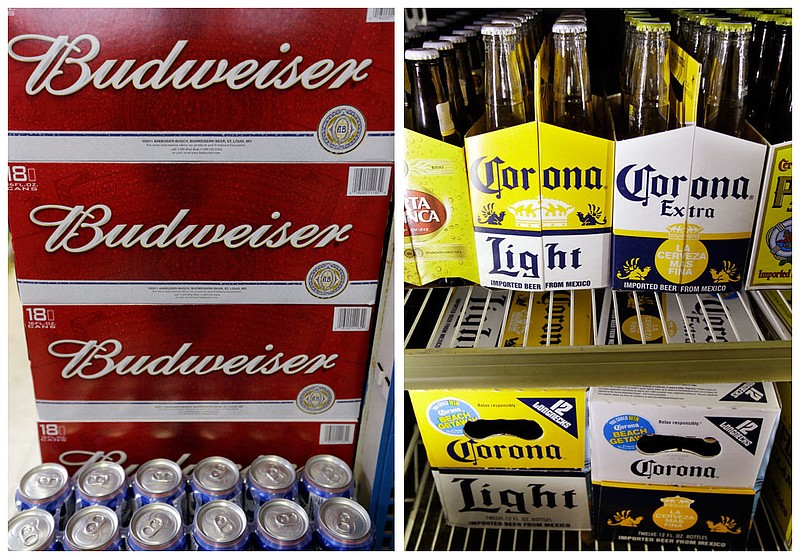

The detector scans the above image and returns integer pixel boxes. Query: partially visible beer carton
[466,120,544,290]
[501,290,592,347]
[36,419,358,476]
[8,162,391,305]
[664,292,761,344]
[408,388,588,470]
[761,381,792,548]
[22,303,373,422]
[434,468,591,531]
[403,129,480,286]
[604,291,667,345]
[428,287,509,349]
[588,383,780,489]
[746,142,792,289]
[593,481,756,550]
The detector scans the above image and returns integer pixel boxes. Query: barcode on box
[333,307,372,331]
[366,8,394,22]
[347,166,391,196]
[320,424,356,445]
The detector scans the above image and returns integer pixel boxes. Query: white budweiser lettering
[48,339,338,379]
[8,34,372,95]
[29,205,352,253]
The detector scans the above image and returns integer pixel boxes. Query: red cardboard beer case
[36,419,358,476]
[8,8,393,163]
[23,303,373,422]
[8,162,391,305]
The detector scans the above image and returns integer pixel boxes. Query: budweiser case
[36,420,358,476]
[23,303,373,422]
[8,163,391,305]
[8,8,393,163]
[588,383,780,489]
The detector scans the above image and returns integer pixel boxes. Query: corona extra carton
[746,141,792,289]
[404,129,480,286]
[588,383,780,489]
[611,41,768,294]
[409,388,588,470]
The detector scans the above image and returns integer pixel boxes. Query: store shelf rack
[405,288,791,388]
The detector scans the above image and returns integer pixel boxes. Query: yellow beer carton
[668,40,701,127]
[501,290,592,347]
[408,387,588,470]
[746,142,792,289]
[465,120,544,291]
[404,129,480,286]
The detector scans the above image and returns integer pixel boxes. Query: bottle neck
[408,59,461,145]
[552,31,594,132]
[484,33,526,131]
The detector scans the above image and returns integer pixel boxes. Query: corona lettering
[446,439,563,465]
[541,166,603,190]
[630,459,718,480]
[470,156,536,199]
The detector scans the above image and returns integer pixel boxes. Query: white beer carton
[589,383,780,489]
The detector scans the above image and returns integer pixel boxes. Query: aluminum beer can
[126,502,187,551]
[315,497,375,551]
[133,458,188,521]
[63,505,122,551]
[188,456,243,514]
[253,499,312,551]
[245,455,298,518]
[8,509,60,551]
[190,500,249,551]
[74,462,131,526]
[299,455,354,516]
[15,463,74,530]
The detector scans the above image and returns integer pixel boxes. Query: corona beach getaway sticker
[306,260,348,299]
[317,105,367,154]
[427,399,479,436]
[604,414,655,451]
[296,384,336,414]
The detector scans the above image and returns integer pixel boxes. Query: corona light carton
[433,469,591,530]
[404,130,480,286]
[36,420,358,476]
[588,383,780,489]
[409,388,588,470]
[593,481,756,550]
[466,120,544,291]
[746,141,792,289]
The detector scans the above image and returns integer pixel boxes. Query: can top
[404,48,440,61]
[134,458,184,497]
[17,463,70,503]
[191,456,240,495]
[194,501,247,546]
[76,461,127,500]
[481,24,517,37]
[129,502,184,550]
[303,455,353,491]
[317,498,372,543]
[8,509,56,551]
[423,40,454,51]
[257,499,310,543]
[552,20,589,34]
[440,35,468,44]
[64,506,119,551]
[248,455,296,492]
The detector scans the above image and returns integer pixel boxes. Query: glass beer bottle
[405,48,463,146]
[482,24,527,131]
[703,21,752,138]
[422,40,470,134]
[551,19,596,135]
[625,21,671,138]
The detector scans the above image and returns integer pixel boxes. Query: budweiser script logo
[48,339,338,379]
[8,34,372,95]
[30,205,352,252]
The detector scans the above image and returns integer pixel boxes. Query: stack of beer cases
[408,388,592,531]
[588,383,781,550]
[8,8,393,475]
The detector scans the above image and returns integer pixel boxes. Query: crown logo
[508,199,573,229]
[660,496,695,508]
[666,223,704,240]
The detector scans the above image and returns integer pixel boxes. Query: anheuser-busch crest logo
[30,204,352,253]
[8,34,373,95]
[48,339,338,379]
